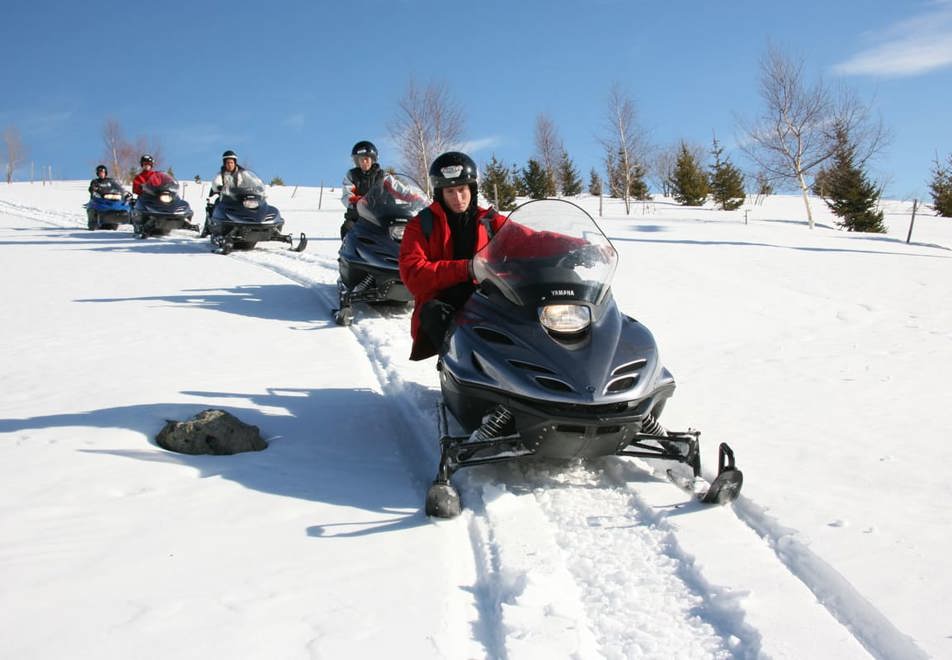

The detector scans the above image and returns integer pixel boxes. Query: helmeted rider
[132,154,156,196]
[88,164,111,194]
[208,150,245,199]
[340,140,385,239]
[398,151,507,361]
[202,150,245,236]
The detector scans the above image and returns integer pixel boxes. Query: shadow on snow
[75,282,334,325]
[0,387,431,537]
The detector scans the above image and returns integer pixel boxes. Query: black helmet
[96,164,107,175]
[429,151,478,192]
[351,141,378,164]
[222,149,238,162]
[140,154,154,166]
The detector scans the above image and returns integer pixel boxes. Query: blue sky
[2,0,951,199]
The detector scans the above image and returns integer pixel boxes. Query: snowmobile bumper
[426,382,743,516]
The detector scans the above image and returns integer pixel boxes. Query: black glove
[344,206,359,222]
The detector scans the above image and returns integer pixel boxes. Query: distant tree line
[75,48,948,229]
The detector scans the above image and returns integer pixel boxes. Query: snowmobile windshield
[141,172,179,195]
[220,169,267,201]
[92,179,126,195]
[472,199,617,308]
[357,173,429,226]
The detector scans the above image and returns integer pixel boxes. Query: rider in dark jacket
[88,164,111,194]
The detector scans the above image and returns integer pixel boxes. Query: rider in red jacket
[399,152,507,361]
[132,154,156,195]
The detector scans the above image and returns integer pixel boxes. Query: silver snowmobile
[426,198,743,517]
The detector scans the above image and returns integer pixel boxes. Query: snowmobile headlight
[539,304,591,335]
[158,192,173,204]
[389,223,406,241]
[242,198,260,209]
[103,193,122,200]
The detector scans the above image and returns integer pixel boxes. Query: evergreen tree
[481,154,517,211]
[521,159,550,199]
[929,153,952,217]
[669,142,708,206]
[558,148,583,196]
[269,176,285,186]
[606,147,650,200]
[605,149,622,198]
[545,168,558,197]
[756,171,774,197]
[588,168,603,196]
[708,137,746,210]
[166,166,175,178]
[823,126,886,233]
[811,166,832,197]
[511,163,528,197]
[628,162,651,200]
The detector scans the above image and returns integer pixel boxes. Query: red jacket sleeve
[398,215,471,301]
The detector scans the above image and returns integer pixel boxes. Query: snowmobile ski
[666,443,743,504]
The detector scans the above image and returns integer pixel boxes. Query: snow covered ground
[1,180,949,659]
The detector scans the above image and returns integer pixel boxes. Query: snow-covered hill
[1,181,949,659]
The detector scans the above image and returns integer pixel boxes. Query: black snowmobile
[203,169,306,255]
[333,172,428,325]
[131,172,198,238]
[425,198,743,517]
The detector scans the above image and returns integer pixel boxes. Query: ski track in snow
[229,238,759,658]
[9,197,928,659]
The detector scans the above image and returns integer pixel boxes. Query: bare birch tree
[100,119,164,183]
[653,145,678,197]
[3,126,27,184]
[598,84,650,214]
[389,79,465,195]
[102,118,133,182]
[739,46,834,228]
[534,113,560,195]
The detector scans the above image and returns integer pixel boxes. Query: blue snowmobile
[85,178,131,230]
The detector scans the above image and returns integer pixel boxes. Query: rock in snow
[156,409,267,455]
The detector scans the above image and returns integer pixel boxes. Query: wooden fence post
[906,199,919,244]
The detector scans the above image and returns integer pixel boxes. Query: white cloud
[834,2,952,76]
[453,136,501,154]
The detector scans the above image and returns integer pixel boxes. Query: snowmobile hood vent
[612,359,646,377]
[535,376,575,393]
[605,359,646,394]
[605,375,639,393]
[474,326,515,345]
[508,360,556,375]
